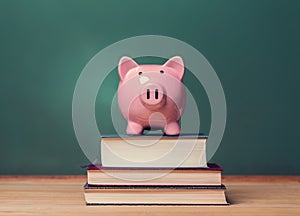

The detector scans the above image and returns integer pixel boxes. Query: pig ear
[118,56,139,80]
[163,56,185,80]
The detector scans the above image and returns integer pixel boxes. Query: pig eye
[138,71,143,75]
[160,70,164,74]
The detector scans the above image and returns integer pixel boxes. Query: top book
[101,134,208,168]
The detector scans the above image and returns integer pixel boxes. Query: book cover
[87,163,222,171]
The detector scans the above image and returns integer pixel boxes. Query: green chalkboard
[0,0,299,175]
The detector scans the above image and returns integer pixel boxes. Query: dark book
[84,183,228,205]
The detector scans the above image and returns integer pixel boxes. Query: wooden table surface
[0,176,300,216]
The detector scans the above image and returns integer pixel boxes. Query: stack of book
[83,134,228,205]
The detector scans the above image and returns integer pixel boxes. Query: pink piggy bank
[117,56,186,135]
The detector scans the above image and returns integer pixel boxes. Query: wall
[0,0,299,174]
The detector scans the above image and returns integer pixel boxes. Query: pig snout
[140,84,165,107]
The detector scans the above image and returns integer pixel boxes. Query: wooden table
[0,176,299,216]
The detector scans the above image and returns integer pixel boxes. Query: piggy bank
[117,56,186,135]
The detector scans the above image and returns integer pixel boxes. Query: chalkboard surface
[0,0,299,174]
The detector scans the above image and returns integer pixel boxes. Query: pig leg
[164,121,180,135]
[126,121,144,135]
